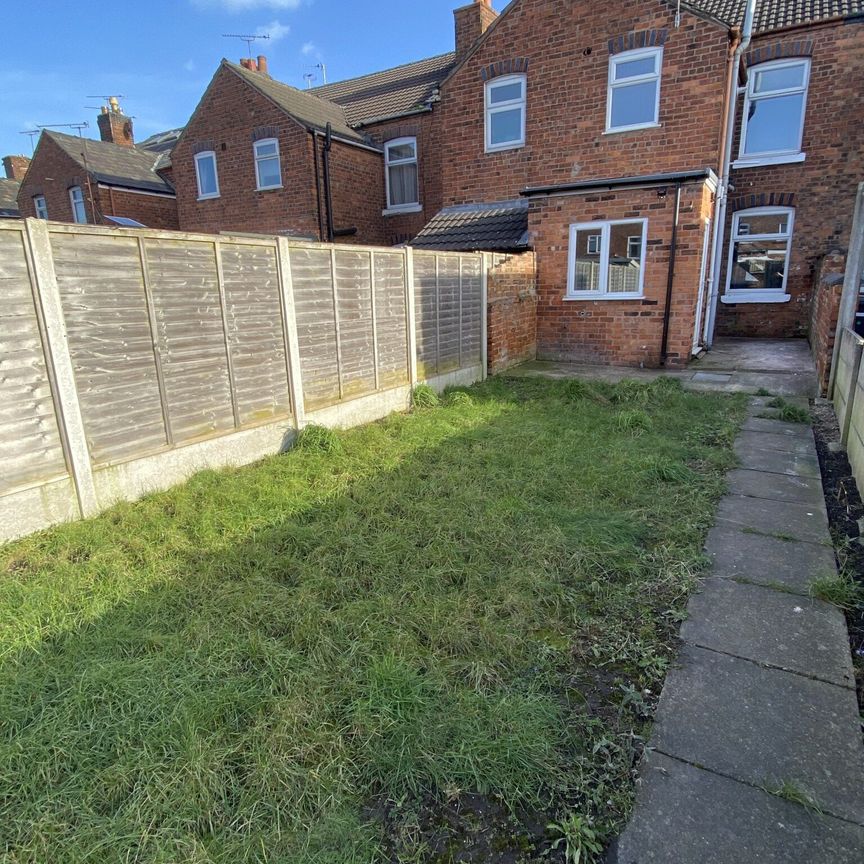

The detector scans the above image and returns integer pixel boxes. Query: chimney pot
[257,55,268,75]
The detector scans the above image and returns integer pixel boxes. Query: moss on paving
[0,377,745,863]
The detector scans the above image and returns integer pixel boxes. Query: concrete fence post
[481,253,489,380]
[23,218,99,517]
[405,246,418,389]
[276,238,306,430]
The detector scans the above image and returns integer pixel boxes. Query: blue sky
[1,0,473,159]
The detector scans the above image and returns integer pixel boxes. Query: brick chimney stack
[454,0,497,60]
[239,56,268,74]
[3,155,30,180]
[97,97,134,147]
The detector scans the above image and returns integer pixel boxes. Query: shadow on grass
[0,376,746,864]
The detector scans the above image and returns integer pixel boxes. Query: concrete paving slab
[680,577,855,688]
[742,416,815,437]
[715,495,829,544]
[725,468,827,509]
[735,430,817,456]
[691,371,733,384]
[612,751,864,864]
[652,644,864,825]
[734,444,821,478]
[704,523,836,594]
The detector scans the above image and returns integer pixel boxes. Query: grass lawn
[0,376,745,863]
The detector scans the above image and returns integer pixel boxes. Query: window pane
[387,141,415,161]
[389,162,418,206]
[255,140,277,157]
[610,80,658,128]
[753,64,806,93]
[572,229,603,292]
[730,240,788,291]
[608,223,643,294]
[257,155,281,188]
[489,107,523,145]
[614,55,656,80]
[737,213,789,237]
[489,80,523,104]
[743,92,804,154]
[197,155,217,195]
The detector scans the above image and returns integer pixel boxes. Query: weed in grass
[810,570,863,609]
[762,780,823,814]
[561,379,606,404]
[755,388,773,397]
[615,409,652,436]
[766,397,811,424]
[411,384,440,410]
[444,389,474,408]
[548,812,604,864]
[296,423,343,454]
[643,455,694,484]
[610,379,652,405]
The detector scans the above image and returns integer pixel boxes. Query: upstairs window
[384,137,419,211]
[254,138,282,190]
[33,195,48,219]
[725,208,794,303]
[69,186,86,223]
[194,151,220,199]
[567,219,647,300]
[485,74,526,152]
[739,59,809,161]
[607,48,663,133]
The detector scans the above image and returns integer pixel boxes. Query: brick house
[15,101,179,230]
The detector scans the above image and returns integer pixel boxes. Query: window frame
[484,73,527,153]
[586,234,602,255]
[606,47,663,134]
[722,206,794,304]
[253,137,282,191]
[194,150,220,200]
[383,136,421,214]
[566,218,648,301]
[68,186,86,224]
[737,58,810,164]
[627,235,642,259]
[33,195,48,219]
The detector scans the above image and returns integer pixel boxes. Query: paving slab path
[611,397,864,863]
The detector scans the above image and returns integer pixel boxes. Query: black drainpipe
[660,182,683,364]
[322,123,358,241]
[311,130,325,242]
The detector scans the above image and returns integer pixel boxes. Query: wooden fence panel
[50,231,168,464]
[143,238,235,443]
[413,251,439,378]
[374,251,409,390]
[460,255,483,365]
[0,228,67,492]
[220,241,292,425]
[437,254,462,374]
[334,249,377,401]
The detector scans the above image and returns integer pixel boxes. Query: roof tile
[411,200,530,252]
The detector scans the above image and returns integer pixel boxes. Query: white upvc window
[485,74,526,153]
[567,219,648,300]
[384,137,420,212]
[253,138,282,190]
[723,207,794,304]
[69,186,86,223]
[194,150,220,199]
[33,195,48,219]
[607,47,663,133]
[738,59,809,164]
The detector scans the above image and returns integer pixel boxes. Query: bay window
[723,208,794,303]
[567,219,647,299]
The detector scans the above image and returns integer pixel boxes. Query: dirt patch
[811,400,864,708]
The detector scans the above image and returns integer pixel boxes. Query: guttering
[521,169,712,198]
[310,130,325,241]
[661,183,683,363]
[703,0,756,347]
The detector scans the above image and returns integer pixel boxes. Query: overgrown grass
[810,569,864,610]
[766,396,811,424]
[0,377,745,863]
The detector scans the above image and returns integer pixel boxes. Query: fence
[834,328,864,488]
[0,219,486,542]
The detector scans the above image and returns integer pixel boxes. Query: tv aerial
[222,33,270,57]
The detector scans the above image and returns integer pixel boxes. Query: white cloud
[301,41,317,56]
[192,0,302,11]
[183,59,196,72]
[257,19,290,42]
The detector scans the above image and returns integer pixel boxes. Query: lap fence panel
[334,249,376,401]
[413,251,439,379]
[373,250,410,390]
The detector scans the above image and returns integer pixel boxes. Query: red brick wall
[438,0,729,205]
[97,186,179,230]
[809,250,845,394]
[486,250,537,372]
[717,20,864,338]
[454,0,498,61]
[531,180,712,368]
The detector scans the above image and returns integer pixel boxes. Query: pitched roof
[44,130,175,194]
[411,200,530,252]
[311,52,456,126]
[138,128,184,153]
[686,0,864,32]
[0,179,20,217]
[225,61,366,143]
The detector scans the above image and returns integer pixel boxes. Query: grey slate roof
[686,0,864,31]
[0,179,21,217]
[225,61,365,143]
[411,200,530,252]
[138,128,184,153]
[311,52,456,126]
[45,130,175,194]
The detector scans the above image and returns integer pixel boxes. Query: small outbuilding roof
[411,200,530,252]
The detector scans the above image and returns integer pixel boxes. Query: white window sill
[721,292,791,304]
[603,123,661,136]
[732,153,805,169]
[382,204,422,216]
[256,185,283,192]
[197,194,220,201]
[485,142,525,154]
[563,293,644,301]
